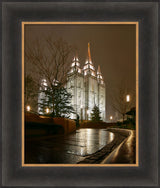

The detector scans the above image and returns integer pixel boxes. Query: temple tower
[97,65,106,120]
[83,43,98,120]
[67,56,85,119]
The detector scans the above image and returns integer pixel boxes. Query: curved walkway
[101,128,136,164]
[78,128,135,164]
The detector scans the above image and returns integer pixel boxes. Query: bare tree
[110,81,135,123]
[25,74,39,112]
[25,37,74,115]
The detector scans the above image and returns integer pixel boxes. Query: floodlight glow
[46,108,49,113]
[26,105,31,112]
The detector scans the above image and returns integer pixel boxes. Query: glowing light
[126,95,130,102]
[91,72,95,76]
[46,108,49,113]
[110,116,113,120]
[26,105,31,111]
[71,62,75,67]
[87,110,89,114]
[42,79,47,86]
[109,132,114,142]
[90,65,94,70]
[85,60,88,64]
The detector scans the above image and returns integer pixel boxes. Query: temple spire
[68,53,81,74]
[88,42,91,62]
[97,65,101,74]
[97,65,104,85]
[83,43,96,76]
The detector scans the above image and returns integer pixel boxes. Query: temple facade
[38,43,106,121]
[66,43,106,121]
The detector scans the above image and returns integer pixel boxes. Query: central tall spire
[88,42,91,62]
[83,43,96,76]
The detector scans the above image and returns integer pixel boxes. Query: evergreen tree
[38,83,74,118]
[53,86,74,118]
[91,105,102,122]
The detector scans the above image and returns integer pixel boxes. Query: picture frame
[1,1,159,187]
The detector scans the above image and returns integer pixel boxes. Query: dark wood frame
[1,1,159,187]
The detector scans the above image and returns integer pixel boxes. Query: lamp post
[126,94,130,102]
[125,94,131,124]
[109,116,113,122]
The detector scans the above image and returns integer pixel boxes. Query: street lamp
[126,94,130,102]
[110,116,113,120]
[26,105,31,112]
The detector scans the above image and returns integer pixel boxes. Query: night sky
[25,24,136,121]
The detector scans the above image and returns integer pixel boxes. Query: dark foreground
[25,128,114,164]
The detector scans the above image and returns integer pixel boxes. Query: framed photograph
[2,1,159,187]
[22,22,138,167]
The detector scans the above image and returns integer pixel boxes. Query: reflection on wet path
[25,128,114,164]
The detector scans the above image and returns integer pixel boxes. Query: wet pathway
[101,129,136,164]
[25,128,114,164]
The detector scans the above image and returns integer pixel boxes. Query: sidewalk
[101,128,136,164]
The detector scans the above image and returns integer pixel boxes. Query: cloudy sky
[25,23,136,121]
